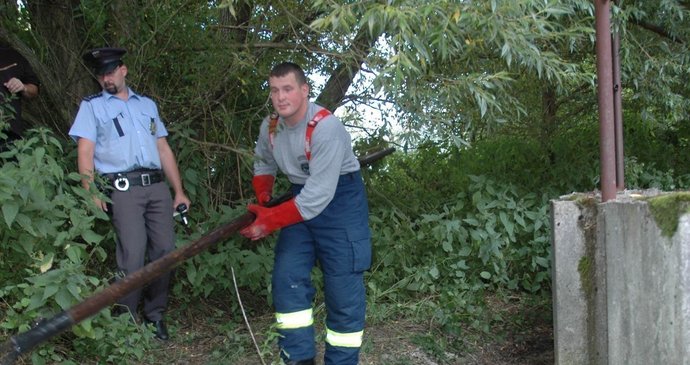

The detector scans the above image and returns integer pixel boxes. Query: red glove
[252,175,275,206]
[240,198,303,240]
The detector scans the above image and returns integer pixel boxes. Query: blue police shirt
[68,88,168,174]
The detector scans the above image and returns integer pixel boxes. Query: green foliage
[0,129,105,286]
[311,0,595,146]
[367,170,551,335]
[456,135,557,193]
[171,204,274,303]
[616,2,690,125]
[0,129,156,364]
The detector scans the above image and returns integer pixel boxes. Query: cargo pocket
[347,227,372,273]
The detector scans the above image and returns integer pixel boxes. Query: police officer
[241,62,372,365]
[69,47,191,341]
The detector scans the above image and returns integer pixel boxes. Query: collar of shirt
[100,87,144,102]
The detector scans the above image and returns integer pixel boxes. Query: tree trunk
[219,3,251,43]
[541,84,558,140]
[22,0,95,136]
[542,84,558,165]
[315,26,381,112]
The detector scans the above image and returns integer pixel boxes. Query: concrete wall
[551,193,690,365]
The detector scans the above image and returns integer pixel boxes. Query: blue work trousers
[273,171,372,365]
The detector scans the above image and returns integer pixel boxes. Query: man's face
[97,65,127,95]
[269,72,309,125]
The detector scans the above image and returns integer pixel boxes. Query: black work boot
[285,359,315,365]
[144,318,169,341]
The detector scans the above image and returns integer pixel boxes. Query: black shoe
[285,359,314,365]
[144,319,169,341]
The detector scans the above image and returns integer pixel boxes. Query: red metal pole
[595,0,617,202]
[612,4,624,190]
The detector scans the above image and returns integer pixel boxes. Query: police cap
[82,47,127,75]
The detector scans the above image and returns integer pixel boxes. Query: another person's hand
[3,77,25,94]
[240,199,303,240]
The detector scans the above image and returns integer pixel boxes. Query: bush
[367,173,551,333]
[0,129,155,364]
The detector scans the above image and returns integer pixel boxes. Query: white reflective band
[275,309,314,329]
[325,328,364,348]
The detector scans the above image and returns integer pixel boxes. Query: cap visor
[95,61,121,76]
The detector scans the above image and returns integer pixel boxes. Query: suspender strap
[305,108,331,161]
[268,108,332,161]
[268,112,279,147]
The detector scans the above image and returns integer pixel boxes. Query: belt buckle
[114,176,130,191]
[141,173,151,186]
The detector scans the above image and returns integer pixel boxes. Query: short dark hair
[270,62,308,85]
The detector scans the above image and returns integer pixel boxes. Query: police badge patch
[149,118,156,135]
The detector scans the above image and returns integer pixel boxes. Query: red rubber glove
[252,175,275,206]
[240,198,303,240]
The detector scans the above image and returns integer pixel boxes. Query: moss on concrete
[574,200,598,364]
[564,193,599,207]
[647,192,690,238]
[578,255,594,298]
[574,200,597,302]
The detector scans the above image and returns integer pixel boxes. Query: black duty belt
[103,169,163,192]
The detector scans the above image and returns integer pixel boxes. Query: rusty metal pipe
[595,0,617,202]
[612,8,625,190]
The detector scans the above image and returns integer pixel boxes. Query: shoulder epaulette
[82,93,102,101]
[136,92,153,101]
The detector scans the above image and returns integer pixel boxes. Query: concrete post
[551,192,690,364]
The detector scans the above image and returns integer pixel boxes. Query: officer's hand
[92,196,108,212]
[173,193,191,213]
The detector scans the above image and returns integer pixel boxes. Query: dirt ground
[146,293,554,365]
[3,292,552,365]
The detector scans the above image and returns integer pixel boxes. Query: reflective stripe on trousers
[276,308,314,330]
[326,328,364,348]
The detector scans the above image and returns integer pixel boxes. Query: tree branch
[315,26,382,112]
[630,18,685,44]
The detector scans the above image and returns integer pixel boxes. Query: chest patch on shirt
[299,155,310,175]
[149,117,156,135]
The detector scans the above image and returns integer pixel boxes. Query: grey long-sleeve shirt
[253,102,360,220]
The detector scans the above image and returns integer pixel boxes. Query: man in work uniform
[0,44,40,148]
[241,62,372,365]
[68,47,190,341]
